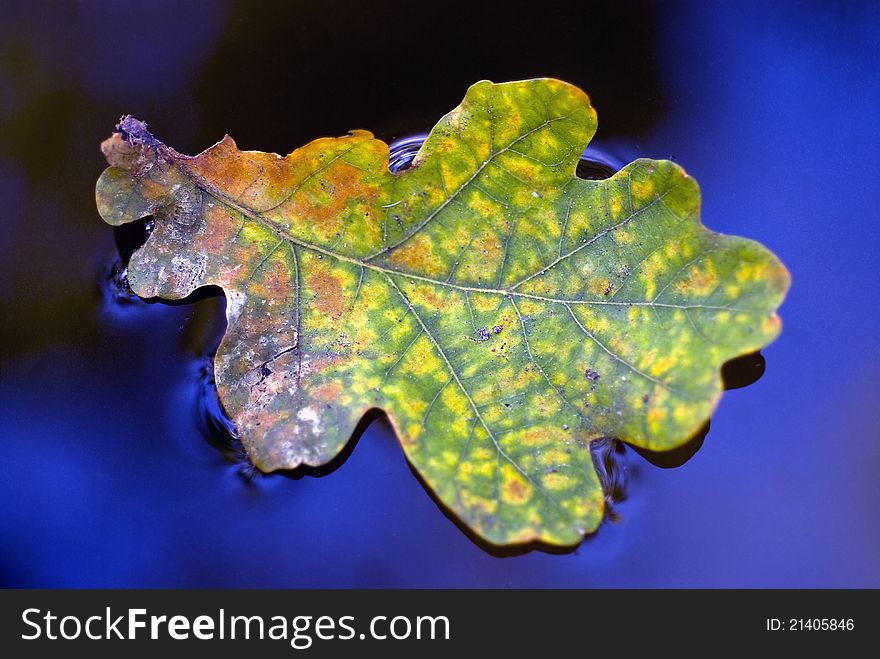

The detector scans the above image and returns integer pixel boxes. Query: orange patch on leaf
[676,262,718,296]
[504,478,529,503]
[387,234,445,277]
[589,278,612,296]
[412,285,452,311]
[311,382,342,402]
[306,262,346,319]
[189,136,299,209]
[259,258,294,304]
[473,231,502,265]
[199,205,239,253]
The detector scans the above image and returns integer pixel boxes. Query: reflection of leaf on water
[96,78,790,547]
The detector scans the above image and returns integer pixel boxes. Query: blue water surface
[1,0,879,587]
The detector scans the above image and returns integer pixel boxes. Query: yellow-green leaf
[95,79,790,546]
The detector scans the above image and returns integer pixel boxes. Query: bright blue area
[1,1,879,586]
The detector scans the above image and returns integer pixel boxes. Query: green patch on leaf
[96,79,790,546]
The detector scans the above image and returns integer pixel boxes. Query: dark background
[1,0,879,587]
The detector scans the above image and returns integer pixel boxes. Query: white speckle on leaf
[170,252,206,294]
[226,290,246,322]
[297,405,323,435]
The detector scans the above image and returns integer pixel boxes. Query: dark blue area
[1,1,879,587]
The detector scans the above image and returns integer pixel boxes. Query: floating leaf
[96,79,789,546]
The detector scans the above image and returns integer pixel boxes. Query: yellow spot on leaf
[647,407,667,434]
[677,261,718,297]
[542,472,574,491]
[632,179,654,200]
[650,355,676,377]
[501,464,531,504]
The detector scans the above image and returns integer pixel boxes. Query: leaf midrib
[171,150,759,315]
[166,134,721,527]
[173,151,724,405]
[177,142,591,530]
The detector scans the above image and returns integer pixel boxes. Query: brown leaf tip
[116,115,158,149]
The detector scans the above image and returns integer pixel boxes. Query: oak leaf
[96,79,789,546]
